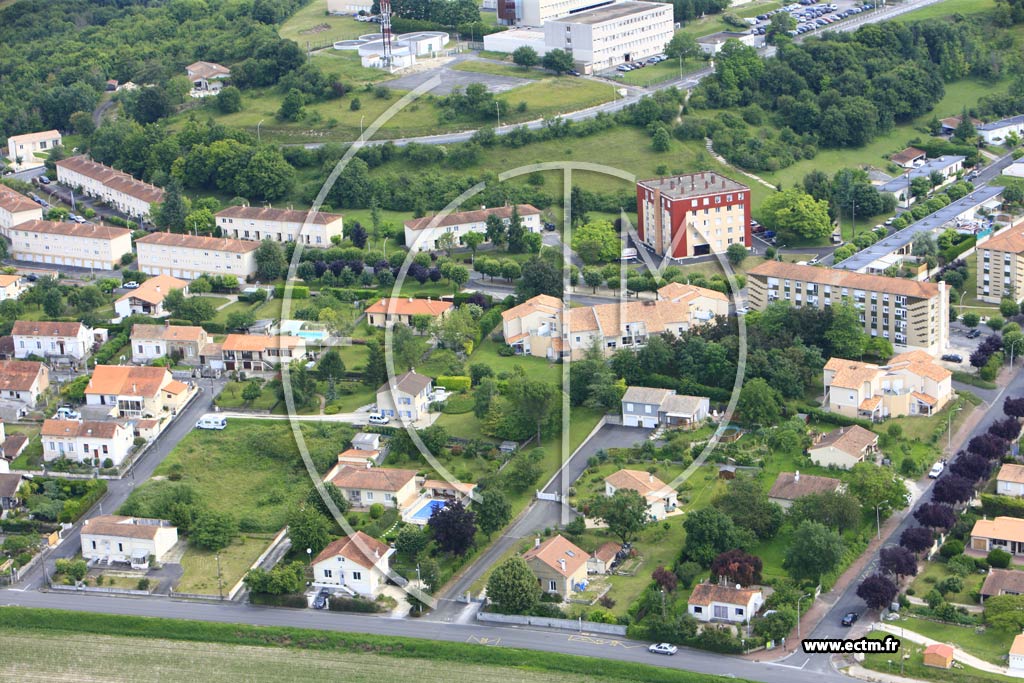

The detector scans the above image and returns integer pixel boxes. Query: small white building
[185,61,231,93]
[604,469,678,520]
[215,206,344,248]
[687,582,763,624]
[0,275,25,301]
[312,531,394,598]
[1010,634,1024,673]
[483,27,550,56]
[12,320,107,365]
[0,360,50,410]
[130,324,210,365]
[328,465,418,510]
[996,463,1024,498]
[41,419,134,466]
[807,425,879,470]
[0,184,43,236]
[978,115,1024,145]
[6,130,62,169]
[404,204,542,252]
[696,31,758,55]
[81,515,178,568]
[543,1,674,71]
[135,232,259,281]
[114,274,189,320]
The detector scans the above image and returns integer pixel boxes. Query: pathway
[873,622,1013,676]
[704,138,777,190]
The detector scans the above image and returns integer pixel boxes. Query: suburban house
[695,31,758,55]
[84,365,190,418]
[130,324,210,365]
[656,282,730,322]
[636,172,751,259]
[500,294,564,360]
[12,320,107,366]
[807,425,880,470]
[747,261,949,355]
[328,465,418,510]
[604,469,678,521]
[976,222,1024,304]
[220,334,306,375]
[335,448,383,467]
[135,232,259,280]
[351,432,382,452]
[311,531,394,598]
[997,463,1024,497]
[587,541,622,575]
[0,360,50,410]
[376,371,434,423]
[890,147,927,169]
[0,472,25,511]
[114,274,189,319]
[687,581,764,624]
[977,114,1024,145]
[41,419,134,466]
[522,534,589,598]
[81,515,178,568]
[55,156,165,219]
[939,115,982,135]
[6,130,61,169]
[215,205,344,248]
[768,471,844,509]
[0,274,25,301]
[980,568,1024,602]
[403,204,542,252]
[186,61,231,92]
[922,644,954,670]
[823,351,953,421]
[971,516,1024,556]
[1011,635,1024,674]
[0,183,42,236]
[878,156,965,205]
[620,386,709,429]
[364,298,454,328]
[10,219,133,270]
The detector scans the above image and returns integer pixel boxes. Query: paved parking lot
[383,54,532,95]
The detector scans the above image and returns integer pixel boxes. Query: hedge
[275,284,308,299]
[478,307,504,339]
[0,518,60,534]
[59,480,108,523]
[200,321,226,334]
[941,235,975,264]
[454,292,493,308]
[801,407,875,430]
[980,493,1024,518]
[435,375,470,392]
[327,596,384,613]
[248,593,308,608]
[323,287,377,302]
[166,318,196,327]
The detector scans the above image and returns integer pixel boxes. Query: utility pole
[257,119,264,145]
[496,101,501,130]
[216,553,223,599]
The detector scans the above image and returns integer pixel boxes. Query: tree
[463,231,484,261]
[244,562,305,595]
[506,377,560,444]
[788,490,862,533]
[474,377,497,419]
[395,525,429,558]
[713,475,783,541]
[725,243,747,266]
[241,380,262,405]
[216,86,243,114]
[652,565,678,592]
[664,32,699,60]
[683,507,748,567]
[847,462,909,516]
[583,267,603,293]
[287,505,331,556]
[856,574,898,610]
[968,433,1007,460]
[305,483,350,520]
[766,11,797,44]
[652,126,671,152]
[516,257,562,300]
[991,416,1022,441]
[760,188,832,241]
[349,223,368,249]
[254,239,286,281]
[899,526,934,554]
[932,474,976,505]
[155,181,189,231]
[591,489,648,546]
[277,88,305,121]
[913,502,956,531]
[42,289,63,317]
[989,548,1013,569]
[572,220,619,264]
[710,549,763,586]
[69,110,95,136]
[476,489,511,540]
[428,498,477,556]
[736,378,781,427]
[485,214,507,246]
[487,557,538,614]
[55,558,88,582]
[826,303,868,359]
[318,348,346,380]
[783,520,843,583]
[190,511,237,551]
[953,108,977,143]
[753,608,797,643]
[1005,396,1024,418]
[950,453,993,482]
[445,263,469,295]
[879,546,918,580]
[512,46,539,68]
[985,594,1024,631]
[125,86,172,124]
[542,49,575,74]
[962,312,980,328]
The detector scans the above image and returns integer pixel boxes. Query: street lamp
[216,553,223,599]
[796,593,811,641]
[360,115,365,138]
[959,290,968,317]
[1008,337,1024,368]
[495,101,501,130]
[257,119,264,145]
[948,405,964,450]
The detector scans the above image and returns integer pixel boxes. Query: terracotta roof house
[135,231,260,281]
[41,418,134,466]
[1010,634,1024,673]
[0,183,42,236]
[81,515,178,567]
[311,531,394,598]
[404,204,542,252]
[587,541,622,575]
[604,469,678,520]
[329,465,418,510]
[130,324,210,365]
[970,516,1024,557]
[364,297,454,328]
[220,334,307,375]
[522,534,589,598]
[0,359,50,409]
[922,643,954,669]
[997,463,1024,498]
[808,425,879,470]
[55,156,164,219]
[84,365,190,418]
[979,223,1024,304]
[890,147,927,169]
[186,61,231,92]
[114,274,189,319]
[823,352,953,421]
[11,320,107,366]
[687,582,764,624]
[768,471,843,509]
[980,568,1024,601]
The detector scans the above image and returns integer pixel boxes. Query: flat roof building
[544,1,673,70]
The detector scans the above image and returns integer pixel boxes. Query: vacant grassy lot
[215,380,280,410]
[279,2,373,46]
[909,559,986,605]
[894,0,998,21]
[892,616,1013,666]
[676,0,781,37]
[451,60,546,80]
[862,631,1017,683]
[177,533,276,595]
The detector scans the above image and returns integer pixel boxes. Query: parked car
[313,588,330,609]
[966,328,982,339]
[369,413,391,425]
[649,643,678,655]
[55,406,81,421]
[841,612,859,627]
[37,176,50,185]
[941,353,963,363]
[122,281,140,289]
[929,460,946,479]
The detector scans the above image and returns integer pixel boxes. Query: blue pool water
[409,499,446,522]
[295,330,327,341]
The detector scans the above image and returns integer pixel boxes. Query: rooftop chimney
[535,537,541,548]
[558,558,566,572]
[794,470,800,482]
[365,461,372,469]
[648,473,654,483]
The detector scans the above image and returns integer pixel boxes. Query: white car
[928,461,945,479]
[368,413,390,425]
[122,281,140,289]
[649,643,678,656]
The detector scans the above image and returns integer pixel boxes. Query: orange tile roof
[41,419,127,439]
[330,465,417,492]
[81,515,173,540]
[811,425,878,458]
[827,358,881,390]
[364,297,454,317]
[998,463,1024,485]
[116,274,188,305]
[605,469,673,499]
[313,531,391,569]
[136,232,259,253]
[85,365,170,398]
[592,541,621,563]
[0,360,45,391]
[11,320,83,337]
[890,351,952,383]
[7,130,60,145]
[971,516,1024,544]
[1012,634,1024,657]
[404,204,541,231]
[923,643,954,659]
[337,449,379,462]
[748,260,941,300]
[859,396,882,411]
[131,324,206,343]
[890,147,926,165]
[657,282,729,303]
[0,274,21,288]
[163,380,188,395]
[0,184,41,214]
[216,205,343,225]
[55,156,164,204]
[221,334,305,352]
[982,222,1024,254]
[13,219,131,241]
[688,582,761,607]
[422,479,476,495]
[501,294,562,321]
[523,534,588,577]
[912,391,938,406]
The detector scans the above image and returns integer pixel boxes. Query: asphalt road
[0,590,848,683]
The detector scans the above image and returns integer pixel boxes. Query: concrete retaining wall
[477,610,626,636]
[49,583,150,596]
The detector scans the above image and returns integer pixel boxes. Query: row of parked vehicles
[753,2,876,38]
[615,54,668,72]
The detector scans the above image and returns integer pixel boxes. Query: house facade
[186,61,231,92]
[980,568,1024,601]
[81,515,178,567]
[587,541,622,575]
[544,2,673,71]
[824,351,953,421]
[977,114,1024,145]
[621,385,709,429]
[365,298,454,328]
[604,469,678,520]
[7,130,61,169]
[976,223,1024,304]
[328,465,418,510]
[130,324,210,365]
[522,534,589,598]
[114,274,189,319]
[768,471,843,509]
[312,531,394,598]
[220,334,306,375]
[807,425,879,470]
[84,365,190,418]
[878,156,965,205]
[997,464,1024,497]
[0,183,43,236]
[55,156,164,219]
[136,232,259,280]
[10,219,133,270]
[687,582,764,624]
[636,172,751,259]
[970,516,1024,556]
[0,275,25,301]
[0,473,24,511]
[404,204,542,252]
[215,206,344,248]
[1010,635,1024,673]
[656,282,730,322]
[376,371,434,423]
[41,419,134,466]
[12,320,106,365]
[0,360,49,409]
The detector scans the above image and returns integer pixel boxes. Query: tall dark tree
[713,475,784,541]
[475,489,511,540]
[710,549,763,586]
[899,526,934,554]
[990,417,1022,441]
[932,474,977,505]
[590,489,649,546]
[349,222,368,249]
[155,181,189,231]
[856,574,898,610]
[879,546,918,580]
[968,433,1008,460]
[950,453,993,482]
[515,257,563,300]
[1004,396,1024,418]
[913,503,956,531]
[428,498,477,556]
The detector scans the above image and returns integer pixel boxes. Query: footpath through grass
[0,608,754,683]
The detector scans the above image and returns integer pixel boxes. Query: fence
[0,552,43,585]
[477,611,627,636]
[49,583,151,597]
[226,526,291,601]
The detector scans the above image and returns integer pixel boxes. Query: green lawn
[279,2,374,46]
[889,616,1013,666]
[677,1,781,37]
[7,424,42,470]
[909,559,986,605]
[617,58,703,87]
[467,339,564,385]
[498,77,615,120]
[337,342,370,371]
[176,534,276,595]
[862,631,1017,683]
[215,381,280,410]
[194,295,230,309]
[894,0,998,21]
[451,60,546,80]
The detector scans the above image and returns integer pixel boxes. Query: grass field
[176,534,276,595]
[884,617,1014,666]
[909,559,985,605]
[894,0,998,22]
[279,2,372,46]
[451,60,547,80]
[616,57,703,87]
[862,631,1017,683]
[676,0,782,37]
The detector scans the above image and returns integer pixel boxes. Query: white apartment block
[6,130,61,169]
[41,419,134,466]
[135,232,259,280]
[977,224,1024,304]
[215,206,344,248]
[543,1,673,70]
[404,204,542,252]
[0,184,42,236]
[55,156,165,219]
[10,220,133,270]
[517,0,611,26]
[12,321,108,364]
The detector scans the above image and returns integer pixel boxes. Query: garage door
[642,416,658,429]
[623,414,640,427]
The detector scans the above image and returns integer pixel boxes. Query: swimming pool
[407,499,447,523]
[295,330,327,341]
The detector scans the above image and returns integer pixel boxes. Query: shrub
[939,539,964,559]
[137,578,151,591]
[327,596,384,612]
[947,554,976,578]
[274,284,308,299]
[435,375,471,392]
[249,593,308,608]
[988,548,1012,568]
[938,576,963,595]
[369,503,384,519]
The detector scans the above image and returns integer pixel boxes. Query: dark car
[941,353,963,363]
[841,612,859,627]
[38,176,50,185]
[967,328,982,339]
[313,588,329,609]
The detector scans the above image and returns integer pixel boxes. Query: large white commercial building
[135,232,259,280]
[215,206,344,248]
[55,156,165,220]
[498,0,612,26]
[0,184,42,237]
[543,1,673,69]
[9,220,133,270]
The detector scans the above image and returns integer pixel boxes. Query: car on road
[941,353,963,363]
[368,413,391,425]
[966,328,982,339]
[37,176,50,185]
[313,588,329,609]
[841,612,859,627]
[122,281,140,289]
[929,460,946,479]
[649,643,678,655]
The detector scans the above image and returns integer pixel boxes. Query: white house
[1010,634,1024,674]
[604,469,678,520]
[80,515,178,568]
[807,425,879,470]
[11,320,107,366]
[0,275,25,301]
[10,220,133,270]
[84,365,190,418]
[41,419,134,466]
[6,130,61,169]
[687,582,764,624]
[996,463,1024,497]
[0,183,42,236]
[55,156,164,220]
[376,371,434,423]
[185,61,231,93]
[328,465,418,510]
[621,386,709,429]
[978,115,1024,145]
[0,360,50,410]
[130,324,210,365]
[114,274,189,320]
[696,31,758,55]
[403,204,542,252]
[311,531,394,598]
[215,206,344,248]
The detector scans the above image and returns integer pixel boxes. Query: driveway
[383,54,532,95]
